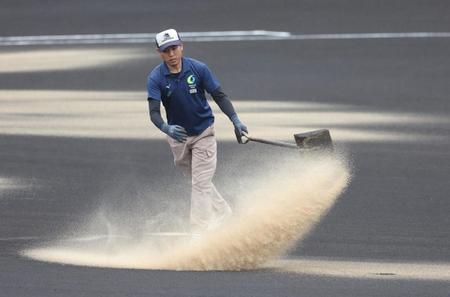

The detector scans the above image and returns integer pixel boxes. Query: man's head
[155,29,184,70]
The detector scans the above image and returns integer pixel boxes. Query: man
[146,28,248,238]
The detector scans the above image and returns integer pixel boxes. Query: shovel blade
[294,129,333,150]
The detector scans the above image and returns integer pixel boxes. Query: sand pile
[23,152,350,271]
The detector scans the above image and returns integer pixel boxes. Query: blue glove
[231,115,248,144]
[161,124,188,142]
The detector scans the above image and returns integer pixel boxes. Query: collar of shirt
[161,57,191,77]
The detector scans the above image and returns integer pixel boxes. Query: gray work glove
[161,124,188,142]
[231,115,248,144]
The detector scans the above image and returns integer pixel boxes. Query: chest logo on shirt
[187,75,196,85]
[186,74,197,94]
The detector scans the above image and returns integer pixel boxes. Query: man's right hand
[161,124,188,142]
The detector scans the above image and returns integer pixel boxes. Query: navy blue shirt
[147,57,220,136]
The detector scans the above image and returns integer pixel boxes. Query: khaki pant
[167,125,231,232]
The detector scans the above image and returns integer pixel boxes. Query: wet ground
[1,1,449,296]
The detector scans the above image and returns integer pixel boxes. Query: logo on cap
[162,33,173,42]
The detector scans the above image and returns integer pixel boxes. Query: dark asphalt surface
[1,1,450,296]
[2,0,450,35]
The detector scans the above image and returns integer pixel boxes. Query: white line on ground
[0,236,41,241]
[1,31,450,46]
[0,233,189,242]
[0,31,288,46]
[145,232,190,237]
[289,32,450,40]
[268,258,450,281]
[0,235,120,242]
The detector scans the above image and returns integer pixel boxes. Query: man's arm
[210,87,237,120]
[148,98,165,129]
[148,98,187,142]
[210,87,248,143]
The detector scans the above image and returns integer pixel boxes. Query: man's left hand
[231,115,248,144]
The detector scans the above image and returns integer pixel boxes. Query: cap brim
[158,40,182,51]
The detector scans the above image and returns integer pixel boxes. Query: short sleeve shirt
[147,57,220,136]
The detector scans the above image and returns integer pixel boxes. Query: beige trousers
[167,125,231,232]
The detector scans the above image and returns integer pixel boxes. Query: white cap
[155,29,182,51]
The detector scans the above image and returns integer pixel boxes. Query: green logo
[187,75,196,85]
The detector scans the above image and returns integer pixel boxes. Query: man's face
[158,44,183,68]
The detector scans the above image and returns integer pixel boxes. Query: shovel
[240,129,333,151]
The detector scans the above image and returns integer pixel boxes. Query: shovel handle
[240,133,298,149]
[240,132,251,144]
